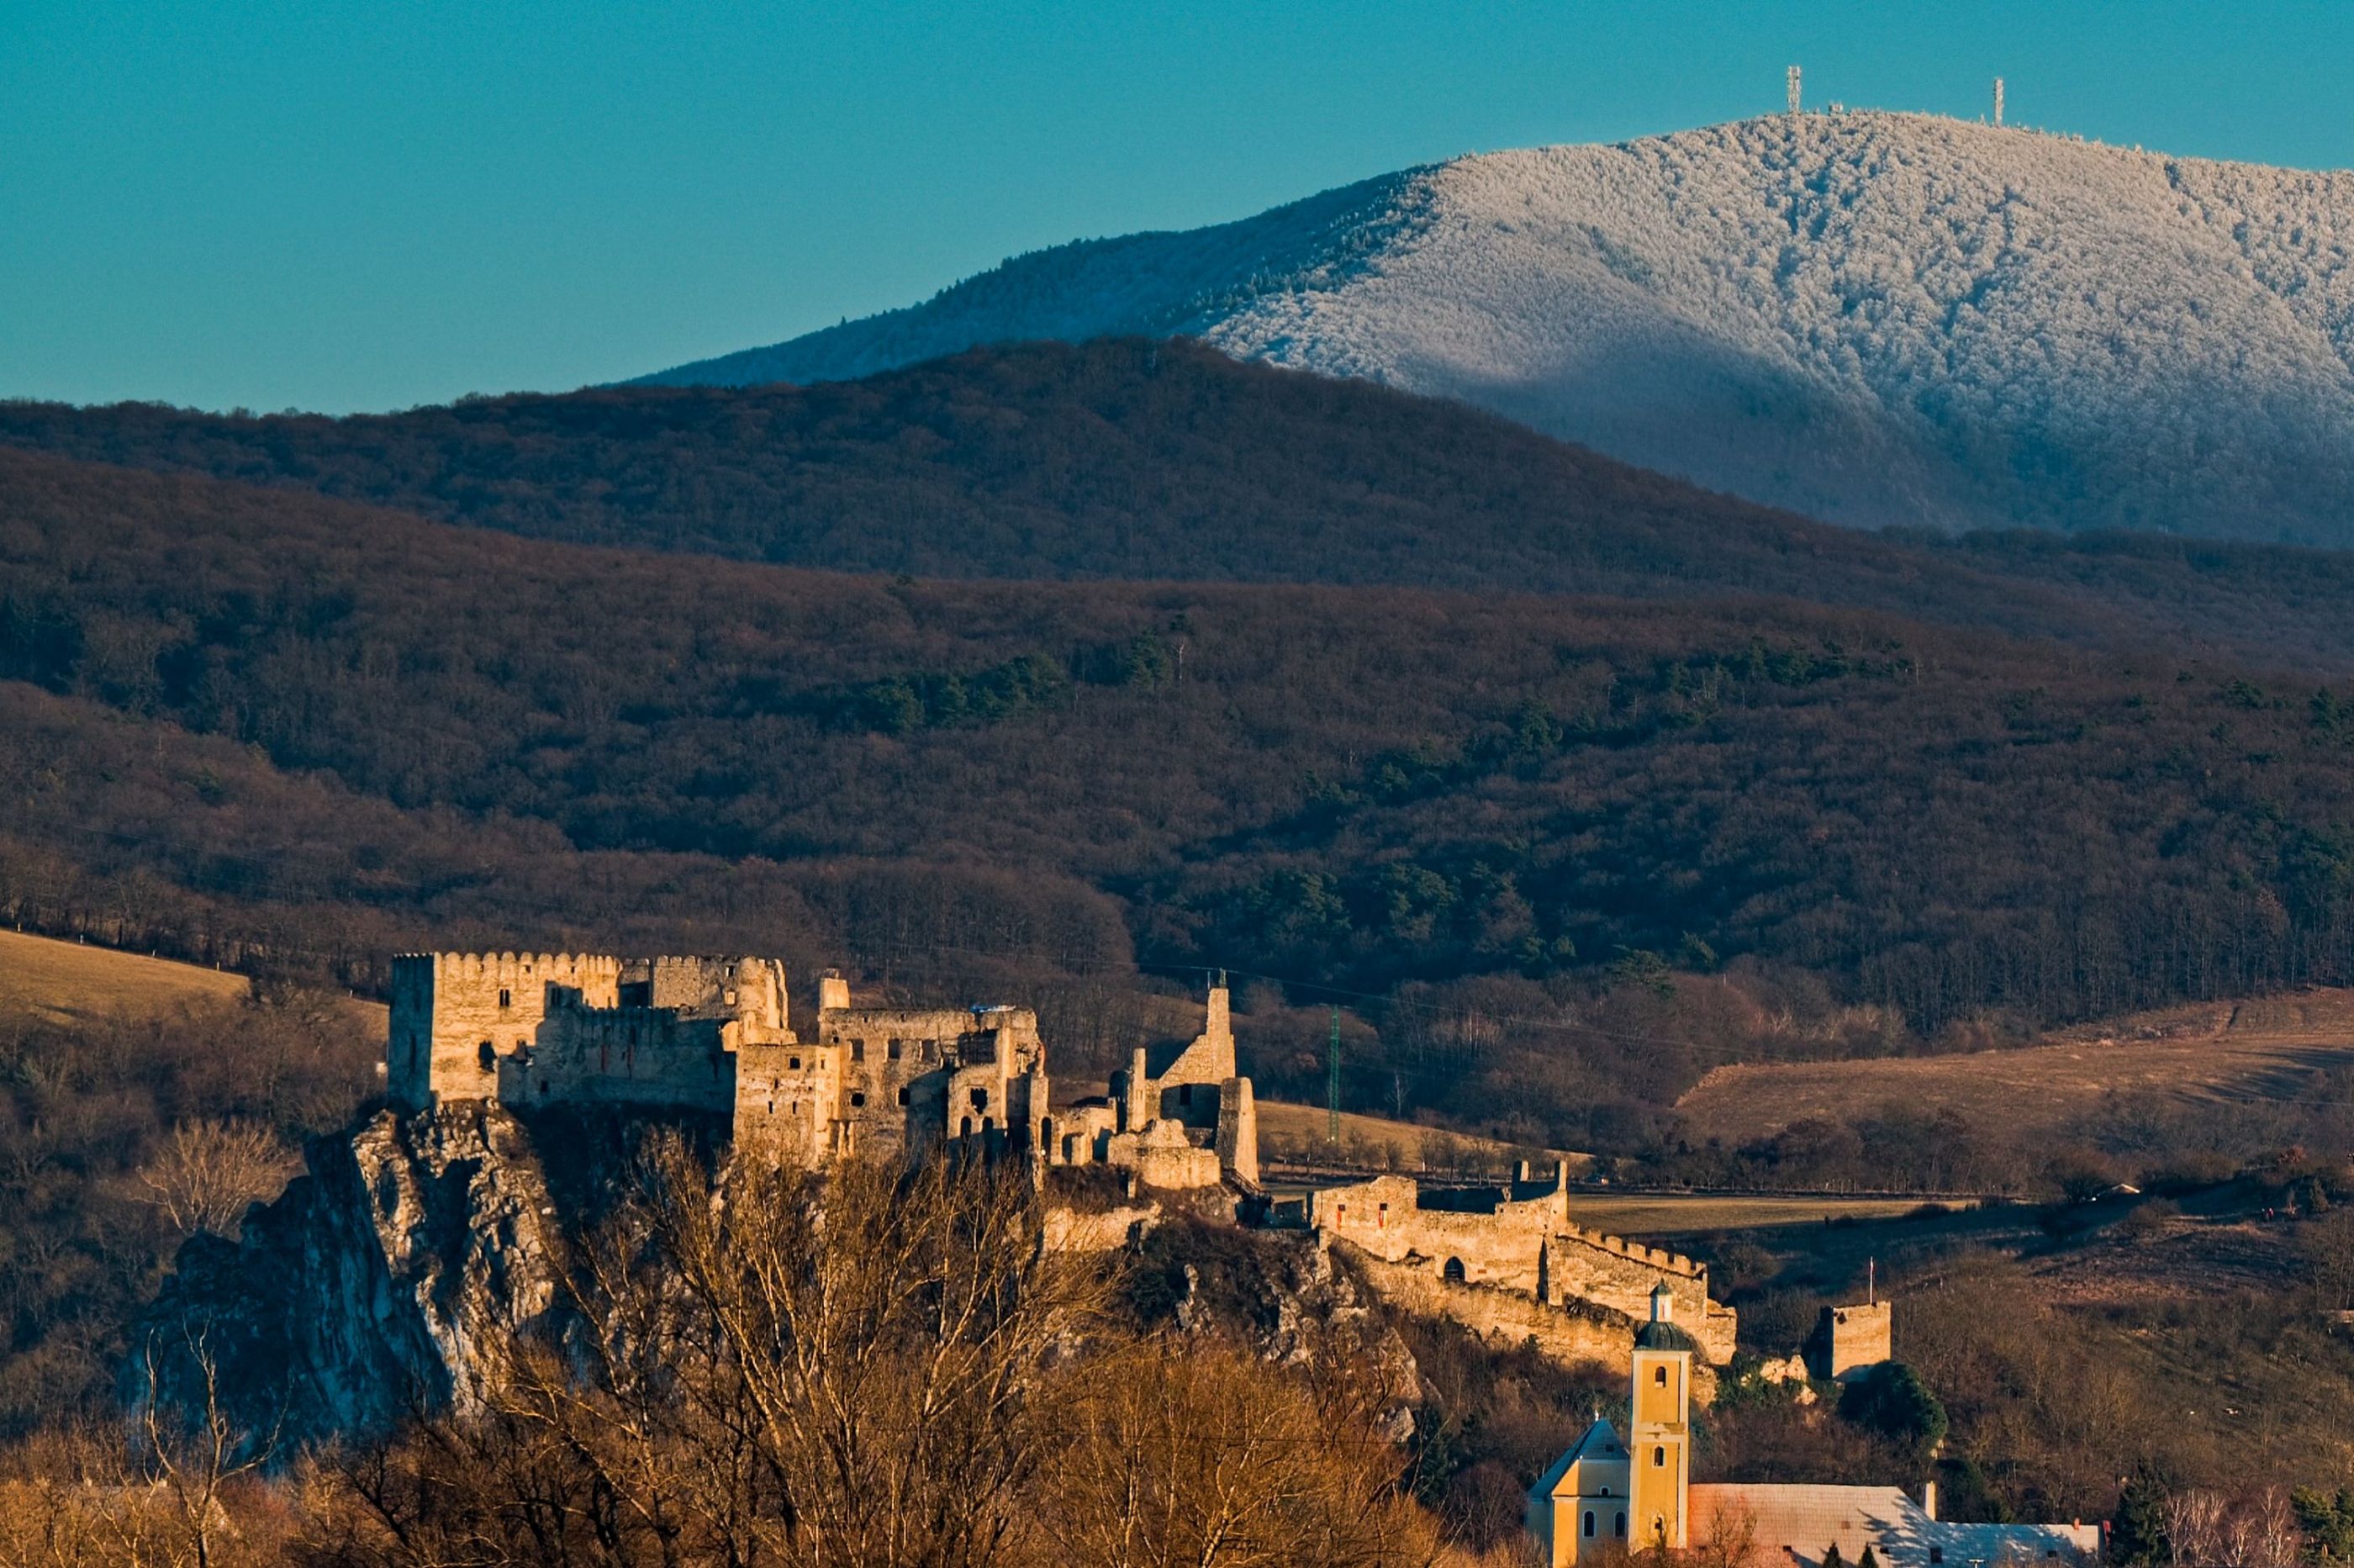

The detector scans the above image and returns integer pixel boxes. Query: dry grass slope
[1255,1099,1587,1175]
[1675,988,2354,1147]
[0,928,250,1025]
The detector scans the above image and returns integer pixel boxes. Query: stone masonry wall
[732,1040,847,1166]
[497,1003,735,1115]
[1309,1175,1735,1364]
[392,953,620,1109]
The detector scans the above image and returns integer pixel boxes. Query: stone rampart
[1308,1175,1734,1362]
[1348,1247,1728,1391]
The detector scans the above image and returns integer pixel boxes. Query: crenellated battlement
[395,951,624,984]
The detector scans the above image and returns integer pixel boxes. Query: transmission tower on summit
[1787,64,1802,116]
[1993,76,2005,126]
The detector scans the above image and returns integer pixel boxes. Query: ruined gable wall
[1148,989,1235,1125]
[390,953,621,1108]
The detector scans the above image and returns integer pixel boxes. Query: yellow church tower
[1628,1280,1692,1552]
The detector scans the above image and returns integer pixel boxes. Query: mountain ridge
[640,113,2354,542]
[18,341,2354,672]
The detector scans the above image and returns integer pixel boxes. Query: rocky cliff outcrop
[138,1104,569,1449]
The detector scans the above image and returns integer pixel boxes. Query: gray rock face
[639,112,2354,543]
[137,1105,567,1449]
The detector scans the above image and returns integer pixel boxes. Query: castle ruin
[388,951,1256,1185]
[387,950,1734,1374]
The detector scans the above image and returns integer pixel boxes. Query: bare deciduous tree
[133,1122,293,1241]
[1037,1335,1437,1568]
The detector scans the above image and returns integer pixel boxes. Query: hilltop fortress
[388,950,1257,1186]
[387,951,1731,1372]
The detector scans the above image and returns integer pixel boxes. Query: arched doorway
[1442,1257,1466,1284]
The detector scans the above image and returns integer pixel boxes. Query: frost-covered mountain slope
[643,113,2354,542]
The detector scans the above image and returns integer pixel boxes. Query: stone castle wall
[497,1003,735,1115]
[732,1040,847,1164]
[390,953,621,1110]
[1306,1173,1734,1364]
[1349,1249,1681,1383]
[1814,1300,1893,1381]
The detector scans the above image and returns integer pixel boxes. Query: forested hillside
[10,445,2354,1150]
[17,342,2354,671]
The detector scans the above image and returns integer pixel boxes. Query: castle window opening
[478,1041,495,1071]
[898,1087,910,1106]
[789,1057,801,1070]
[1655,1366,1667,1386]
[971,1088,989,1111]
[887,1039,902,1061]
[1377,1202,1388,1227]
[1652,1447,1664,1468]
[1584,1513,1596,1539]
[498,988,510,1009]
[982,1116,994,1133]
[960,1117,973,1138]
[850,1092,866,1107]
[1615,1513,1626,1539]
[1040,1116,1053,1146]
[1443,1257,1465,1283]
[852,1040,865,1062]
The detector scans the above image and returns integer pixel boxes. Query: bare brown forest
[12,420,2354,1157]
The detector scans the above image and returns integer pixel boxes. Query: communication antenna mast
[1327,1006,1342,1146]
[1787,64,1802,116]
[1992,77,2005,127]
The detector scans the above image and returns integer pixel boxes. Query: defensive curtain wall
[1278,1169,1739,1368]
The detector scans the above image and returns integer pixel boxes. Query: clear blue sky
[8,0,2352,413]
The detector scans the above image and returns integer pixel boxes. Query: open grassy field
[1675,988,2354,1147]
[1255,1098,1587,1175]
[1560,1191,1939,1237]
[0,928,251,1025]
